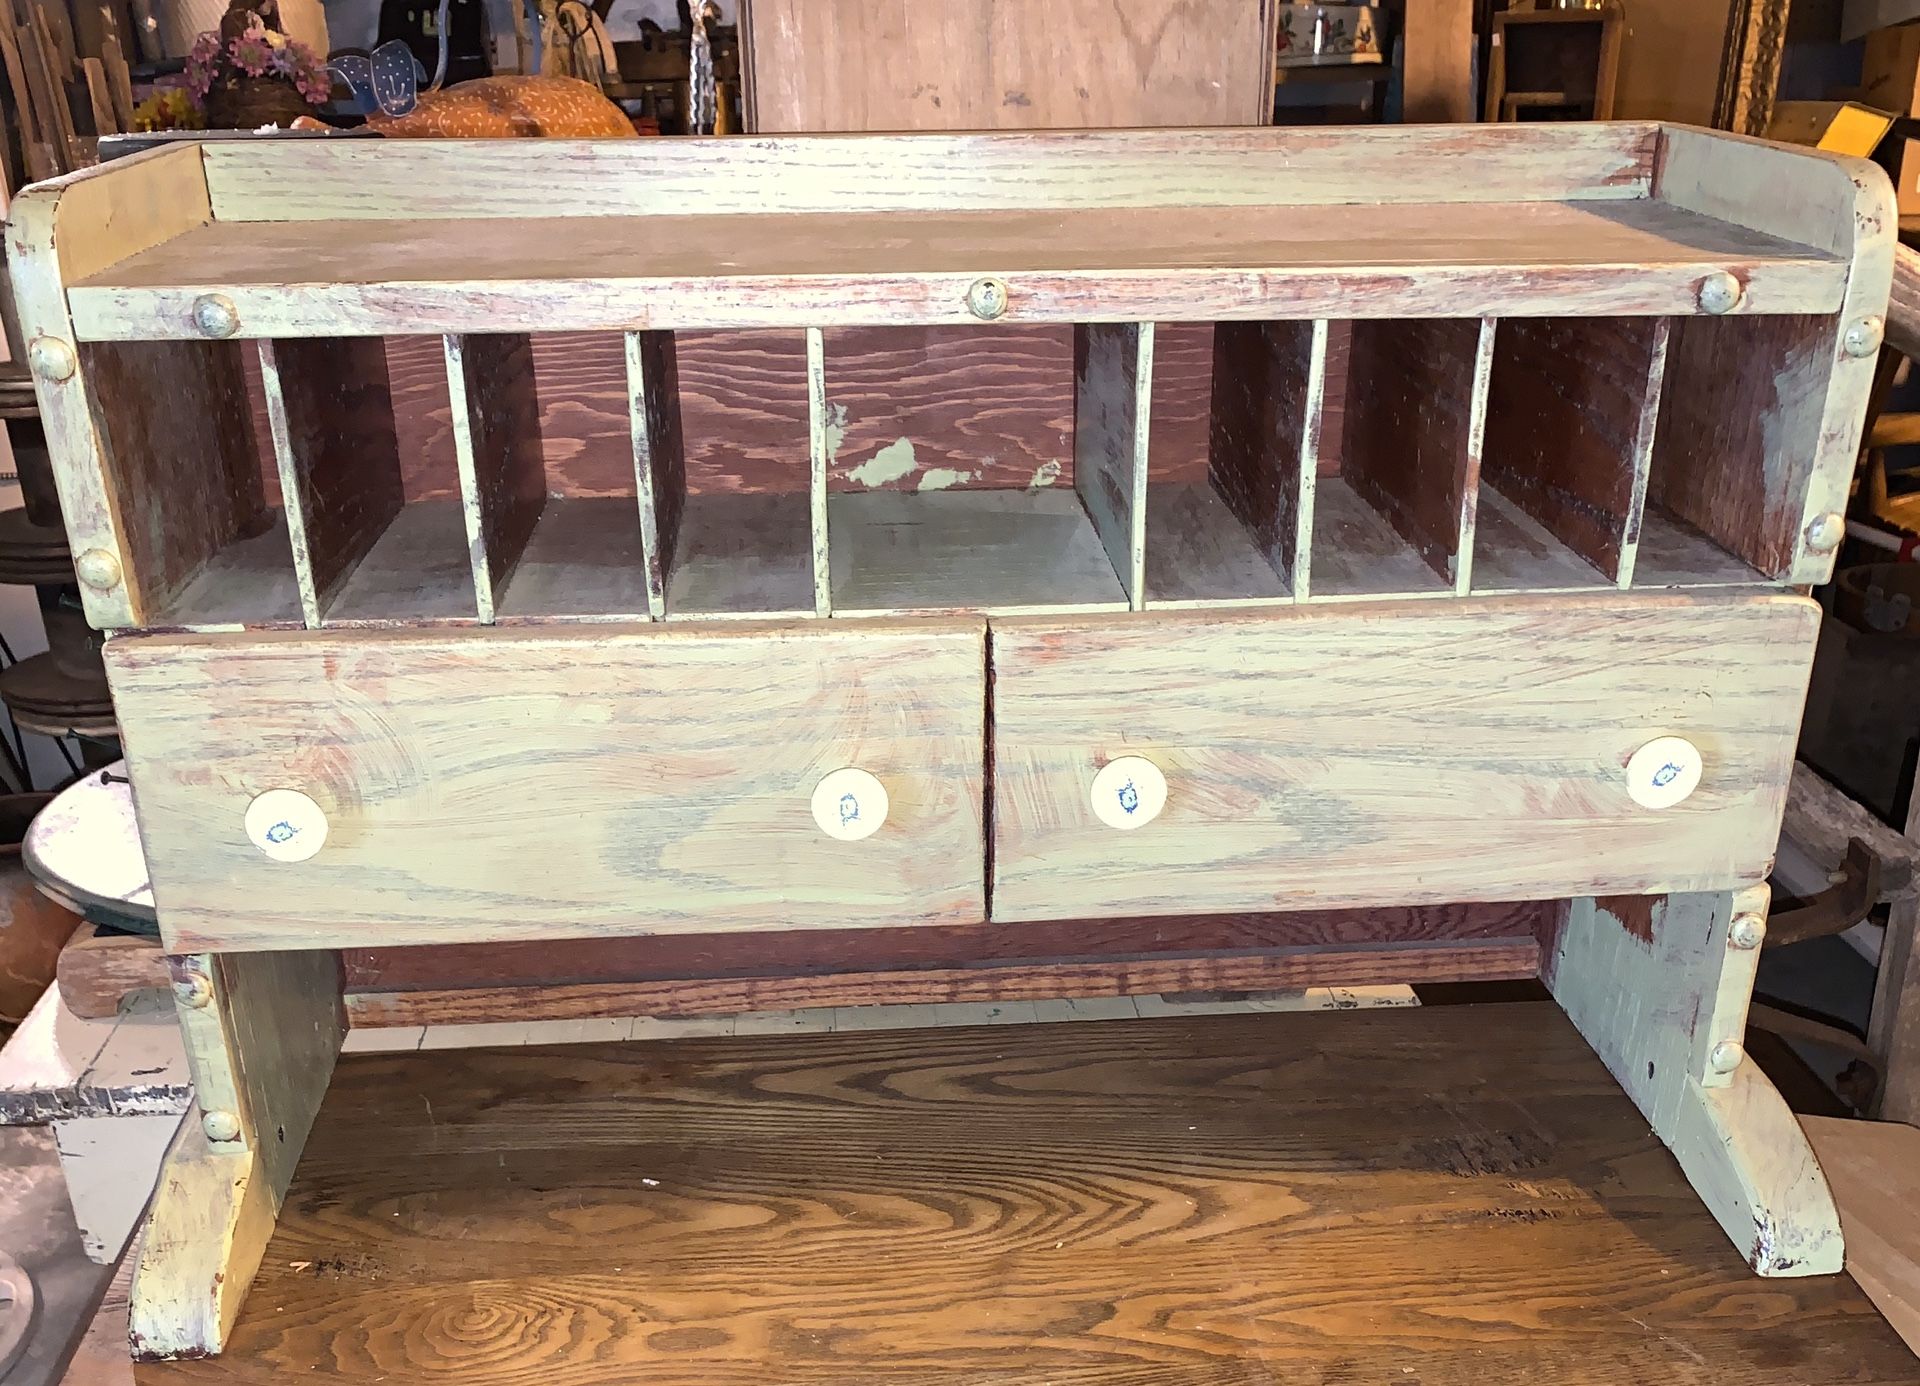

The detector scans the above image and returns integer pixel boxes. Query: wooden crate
[4,122,1892,1357]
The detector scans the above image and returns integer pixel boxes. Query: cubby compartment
[1467,314,1818,593]
[1311,318,1492,600]
[1147,320,1311,607]
[654,329,819,621]
[79,339,301,627]
[1471,316,1664,593]
[256,335,477,626]
[822,324,1140,616]
[1635,313,1823,589]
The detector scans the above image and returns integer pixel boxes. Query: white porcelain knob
[1626,737,1703,810]
[245,788,328,862]
[811,767,887,842]
[1090,756,1167,831]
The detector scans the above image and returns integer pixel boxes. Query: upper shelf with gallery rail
[4,121,1892,635]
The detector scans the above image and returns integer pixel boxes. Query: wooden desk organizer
[6,123,1891,1357]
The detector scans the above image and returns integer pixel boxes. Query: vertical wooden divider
[445,333,548,623]
[1208,319,1327,599]
[1342,317,1492,593]
[1615,319,1670,589]
[1479,316,1670,587]
[1073,322,1153,610]
[257,338,405,627]
[806,326,832,616]
[626,331,686,621]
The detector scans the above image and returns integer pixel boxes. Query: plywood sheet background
[1611,0,1735,125]
[739,0,1277,132]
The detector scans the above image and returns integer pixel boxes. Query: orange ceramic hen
[363,74,635,137]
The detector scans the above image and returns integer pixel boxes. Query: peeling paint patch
[822,402,849,462]
[918,467,975,492]
[1027,459,1063,490]
[848,436,916,487]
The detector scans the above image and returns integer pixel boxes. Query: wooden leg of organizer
[1546,885,1843,1277]
[130,949,343,1359]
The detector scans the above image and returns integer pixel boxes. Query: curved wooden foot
[129,1122,274,1359]
[1670,1065,1842,1275]
[1548,886,1843,1277]
[128,949,343,1359]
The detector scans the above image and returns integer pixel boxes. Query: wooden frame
[2,125,1891,1356]
[1484,5,1623,124]
[1549,886,1842,1274]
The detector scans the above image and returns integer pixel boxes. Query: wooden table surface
[136,1002,1916,1385]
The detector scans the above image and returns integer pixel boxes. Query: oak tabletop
[133,1001,1915,1385]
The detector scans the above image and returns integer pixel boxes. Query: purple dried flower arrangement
[187,0,332,125]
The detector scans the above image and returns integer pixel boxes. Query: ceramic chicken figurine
[297,73,633,137]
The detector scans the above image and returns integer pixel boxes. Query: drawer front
[991,593,1816,921]
[109,620,986,950]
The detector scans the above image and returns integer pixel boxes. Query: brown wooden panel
[1208,320,1322,590]
[1146,320,1212,482]
[628,330,685,618]
[1073,322,1149,604]
[134,1005,1918,1386]
[448,332,547,612]
[822,325,1073,493]
[77,339,266,617]
[259,337,405,619]
[388,324,1213,506]
[340,900,1551,992]
[992,594,1817,921]
[345,936,1541,1025]
[676,328,812,496]
[1341,318,1490,586]
[1481,316,1667,583]
[1649,312,1830,577]
[384,335,461,500]
[106,620,988,951]
[528,332,631,497]
[742,0,1274,133]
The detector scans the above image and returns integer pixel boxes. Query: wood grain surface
[69,199,1844,338]
[1207,319,1323,595]
[1073,323,1150,607]
[342,936,1539,1026]
[992,593,1817,921]
[742,0,1274,133]
[1341,317,1492,592]
[626,330,683,620]
[1649,312,1828,578]
[79,339,268,621]
[341,900,1550,987]
[195,126,1661,221]
[257,337,405,625]
[106,621,988,951]
[133,1004,1918,1386]
[1480,316,1668,587]
[446,333,548,621]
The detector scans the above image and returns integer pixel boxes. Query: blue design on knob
[265,820,297,845]
[1117,779,1139,814]
[839,793,860,827]
[1652,761,1683,788]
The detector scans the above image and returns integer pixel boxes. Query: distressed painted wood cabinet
[6,122,1891,1356]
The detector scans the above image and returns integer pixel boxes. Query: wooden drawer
[108,620,986,951]
[990,593,1816,921]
